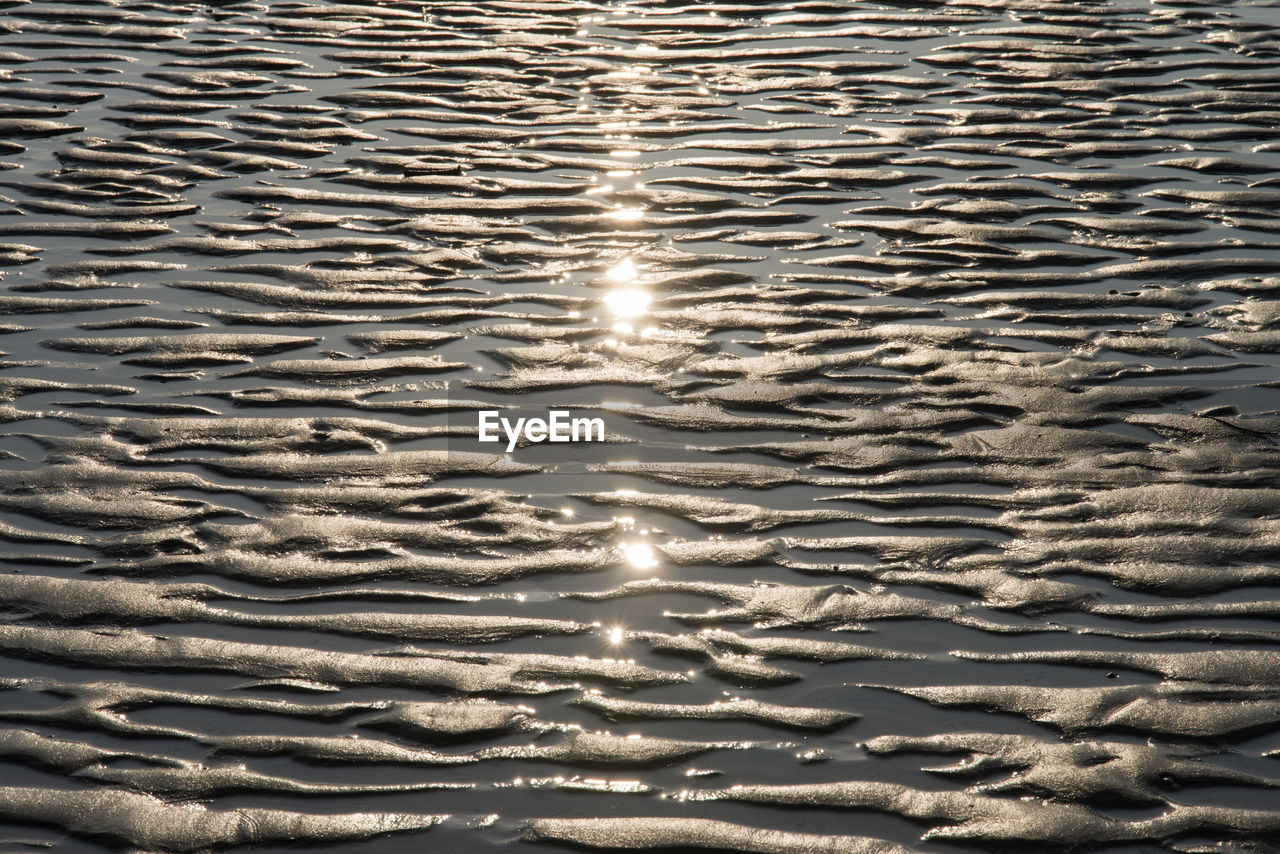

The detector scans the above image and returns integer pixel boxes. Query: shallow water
[1,0,1280,852]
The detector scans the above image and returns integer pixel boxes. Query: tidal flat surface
[1,0,1280,851]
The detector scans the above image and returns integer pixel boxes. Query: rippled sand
[1,0,1280,852]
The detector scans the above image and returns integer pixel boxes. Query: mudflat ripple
[1,0,1279,851]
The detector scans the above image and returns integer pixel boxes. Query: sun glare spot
[607,258,637,283]
[623,542,657,570]
[604,288,650,317]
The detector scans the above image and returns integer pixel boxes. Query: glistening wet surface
[0,0,1279,852]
